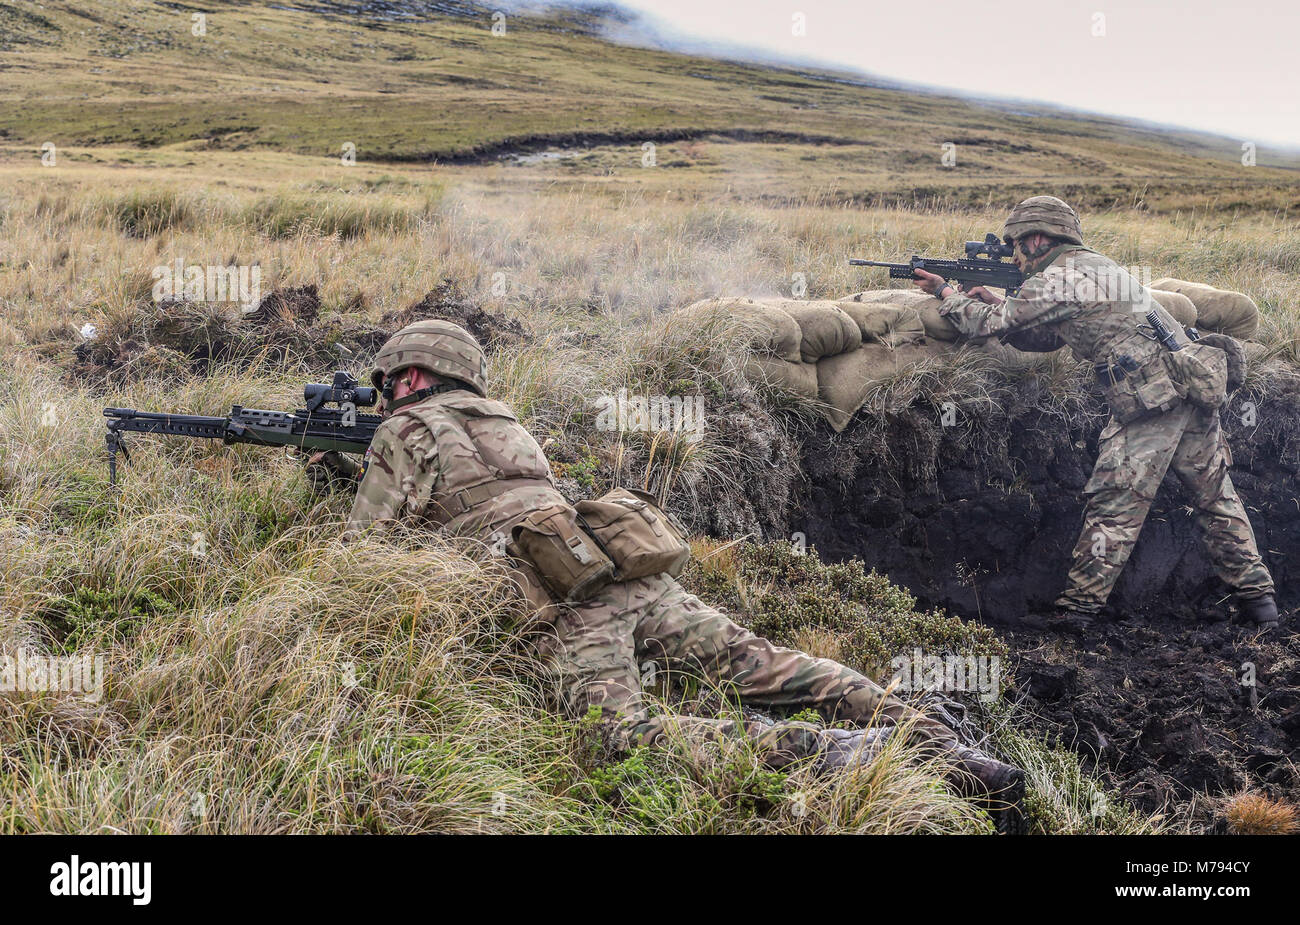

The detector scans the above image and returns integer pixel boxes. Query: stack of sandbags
[682,296,953,433]
[684,298,816,399]
[816,341,947,431]
[683,298,852,403]
[1151,278,1258,339]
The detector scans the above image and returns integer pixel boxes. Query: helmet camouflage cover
[1002,195,1083,246]
[370,319,488,397]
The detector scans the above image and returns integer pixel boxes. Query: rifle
[850,233,1025,295]
[104,371,381,485]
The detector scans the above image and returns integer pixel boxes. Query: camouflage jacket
[937,244,1180,365]
[344,390,567,549]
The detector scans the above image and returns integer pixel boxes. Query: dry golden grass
[1223,791,1299,835]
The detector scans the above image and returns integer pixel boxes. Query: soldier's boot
[1239,594,1280,630]
[816,727,895,772]
[1049,606,1101,636]
[946,746,1027,835]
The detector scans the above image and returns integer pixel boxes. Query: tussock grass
[89,186,441,242]
[988,707,1172,835]
[0,352,1104,834]
[1222,791,1299,835]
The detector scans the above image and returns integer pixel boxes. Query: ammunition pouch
[1098,351,1181,424]
[507,503,615,602]
[1189,330,1246,392]
[1163,342,1230,412]
[506,489,693,602]
[574,488,692,582]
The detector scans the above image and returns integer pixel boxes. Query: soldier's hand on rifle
[957,282,1006,306]
[910,267,952,297]
[305,450,361,494]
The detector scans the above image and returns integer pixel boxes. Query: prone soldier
[309,319,1028,831]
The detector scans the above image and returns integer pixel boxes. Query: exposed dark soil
[1007,612,1299,823]
[791,379,1300,818]
[67,280,528,386]
[381,279,527,349]
[800,389,1300,621]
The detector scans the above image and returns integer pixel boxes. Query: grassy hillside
[1,0,1298,834]
[2,0,1299,213]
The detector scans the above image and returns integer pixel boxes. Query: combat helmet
[1002,195,1083,246]
[370,319,488,398]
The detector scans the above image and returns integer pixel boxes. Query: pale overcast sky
[597,0,1300,150]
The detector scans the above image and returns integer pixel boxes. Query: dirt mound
[71,298,241,385]
[70,285,398,386]
[382,280,527,349]
[242,283,322,327]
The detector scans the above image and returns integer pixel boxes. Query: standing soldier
[912,196,1279,631]
[308,319,1027,831]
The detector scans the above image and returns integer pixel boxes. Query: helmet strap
[385,381,462,413]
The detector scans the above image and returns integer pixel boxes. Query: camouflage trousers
[532,573,959,768]
[1058,402,1274,613]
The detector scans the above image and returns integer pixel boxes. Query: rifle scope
[304,371,378,411]
[965,233,1015,260]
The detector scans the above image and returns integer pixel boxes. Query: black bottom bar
[0,835,1278,911]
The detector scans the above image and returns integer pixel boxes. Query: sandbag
[1151,278,1258,339]
[835,300,927,346]
[917,303,961,342]
[681,298,802,361]
[844,288,936,309]
[744,355,819,399]
[843,289,959,341]
[816,342,948,432]
[847,285,1212,338]
[1148,289,1197,329]
[778,300,862,362]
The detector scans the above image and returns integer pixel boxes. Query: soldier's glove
[305,451,361,495]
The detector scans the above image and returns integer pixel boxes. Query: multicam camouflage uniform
[339,320,966,769]
[938,230,1273,615]
[346,385,961,767]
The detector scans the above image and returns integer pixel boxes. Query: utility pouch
[574,488,692,582]
[1163,342,1229,411]
[1193,331,1246,392]
[1102,352,1182,425]
[507,503,615,602]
